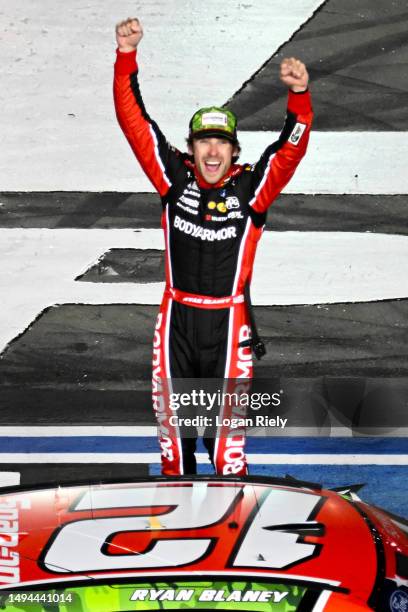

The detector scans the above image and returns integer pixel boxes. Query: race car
[0,475,406,611]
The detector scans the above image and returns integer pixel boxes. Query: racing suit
[114,49,313,476]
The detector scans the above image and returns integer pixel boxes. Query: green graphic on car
[1,580,307,611]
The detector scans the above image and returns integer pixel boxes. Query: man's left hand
[280,57,309,92]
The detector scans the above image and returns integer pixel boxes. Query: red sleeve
[114,49,182,196]
[249,89,313,213]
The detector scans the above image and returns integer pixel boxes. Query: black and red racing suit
[114,49,313,476]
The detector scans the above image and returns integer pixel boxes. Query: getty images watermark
[167,388,287,430]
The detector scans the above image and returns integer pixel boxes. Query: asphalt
[0,301,407,432]
[77,248,165,284]
[227,0,408,130]
[1,301,408,384]
[1,192,408,234]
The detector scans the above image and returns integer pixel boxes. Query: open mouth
[204,160,221,174]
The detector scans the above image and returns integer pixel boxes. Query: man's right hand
[115,18,143,52]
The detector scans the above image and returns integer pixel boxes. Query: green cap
[189,106,238,142]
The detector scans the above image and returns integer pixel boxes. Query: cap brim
[191,128,237,143]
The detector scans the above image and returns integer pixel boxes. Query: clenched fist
[280,57,309,92]
[116,17,143,52]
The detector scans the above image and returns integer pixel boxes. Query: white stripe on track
[4,132,408,193]
[0,427,158,437]
[0,454,406,464]
[0,1,326,192]
[0,472,21,487]
[240,132,408,195]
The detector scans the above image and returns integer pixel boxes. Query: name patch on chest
[174,215,236,241]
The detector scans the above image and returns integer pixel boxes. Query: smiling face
[190,137,238,184]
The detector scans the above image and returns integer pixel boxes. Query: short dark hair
[186,136,241,162]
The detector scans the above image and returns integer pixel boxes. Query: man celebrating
[114,18,312,476]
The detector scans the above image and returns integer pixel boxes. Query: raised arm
[248,57,313,214]
[113,18,183,196]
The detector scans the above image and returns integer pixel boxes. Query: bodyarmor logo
[237,325,253,378]
[174,215,236,241]
[222,434,246,475]
[152,313,174,463]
